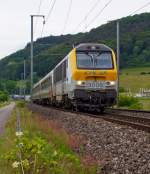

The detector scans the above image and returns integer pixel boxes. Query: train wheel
[100,107,105,113]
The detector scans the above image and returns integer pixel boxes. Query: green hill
[0,13,150,94]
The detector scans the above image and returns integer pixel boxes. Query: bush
[119,96,142,109]
[119,87,126,93]
[140,72,146,75]
[0,91,9,102]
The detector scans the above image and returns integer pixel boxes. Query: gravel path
[0,103,15,135]
[30,104,150,174]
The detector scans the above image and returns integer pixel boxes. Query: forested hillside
[0,13,150,93]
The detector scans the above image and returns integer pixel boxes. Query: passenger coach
[32,43,118,112]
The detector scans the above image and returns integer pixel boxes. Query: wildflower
[53,150,57,156]
[19,142,24,147]
[12,161,20,168]
[15,131,23,137]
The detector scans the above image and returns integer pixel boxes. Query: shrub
[140,72,146,75]
[0,91,9,102]
[119,95,142,109]
[119,87,126,93]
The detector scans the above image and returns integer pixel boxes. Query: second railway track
[29,103,150,133]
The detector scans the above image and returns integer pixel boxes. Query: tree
[0,91,9,102]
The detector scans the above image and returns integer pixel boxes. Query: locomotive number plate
[86,82,105,89]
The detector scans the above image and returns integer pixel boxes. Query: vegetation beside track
[0,101,98,174]
[120,67,150,93]
[0,90,10,108]
[119,95,142,110]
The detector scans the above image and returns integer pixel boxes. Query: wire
[46,0,57,22]
[34,0,43,34]
[73,0,101,33]
[86,0,113,29]
[130,1,150,16]
[62,0,73,34]
[40,22,45,38]
[40,0,57,37]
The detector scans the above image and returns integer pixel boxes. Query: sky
[0,0,150,59]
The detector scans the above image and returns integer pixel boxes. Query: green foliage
[0,79,17,94]
[16,101,25,108]
[119,95,142,109]
[3,131,81,173]
[0,90,9,102]
[119,87,126,93]
[2,130,96,174]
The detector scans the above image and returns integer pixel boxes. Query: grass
[139,98,150,111]
[119,67,150,110]
[0,102,98,174]
[0,101,10,108]
[120,67,150,93]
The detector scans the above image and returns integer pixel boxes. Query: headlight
[110,81,116,85]
[77,81,82,85]
[106,81,116,86]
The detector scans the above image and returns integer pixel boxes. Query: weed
[119,95,142,109]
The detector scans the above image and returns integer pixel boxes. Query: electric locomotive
[32,43,118,112]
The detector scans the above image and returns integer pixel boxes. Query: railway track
[101,109,150,133]
[29,103,150,133]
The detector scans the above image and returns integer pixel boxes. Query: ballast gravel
[29,104,150,174]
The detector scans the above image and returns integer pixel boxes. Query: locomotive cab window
[77,51,113,69]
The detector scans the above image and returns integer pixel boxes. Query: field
[120,67,150,93]
[120,67,150,110]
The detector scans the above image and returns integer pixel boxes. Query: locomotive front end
[69,43,118,111]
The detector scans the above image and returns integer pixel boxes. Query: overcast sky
[0,0,150,59]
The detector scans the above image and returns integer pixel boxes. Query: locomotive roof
[75,43,112,52]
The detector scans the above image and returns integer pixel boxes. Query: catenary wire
[129,1,150,16]
[62,0,73,34]
[85,0,113,30]
[40,0,57,37]
[73,0,101,33]
[34,0,43,35]
[46,0,57,22]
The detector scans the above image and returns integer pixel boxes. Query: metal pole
[31,15,33,96]
[24,59,26,99]
[30,15,45,98]
[117,20,120,107]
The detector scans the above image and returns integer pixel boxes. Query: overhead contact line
[130,1,150,16]
[62,0,73,34]
[73,0,102,33]
[85,0,113,29]
[40,0,57,37]
[34,0,43,35]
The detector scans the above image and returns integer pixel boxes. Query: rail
[29,104,150,133]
